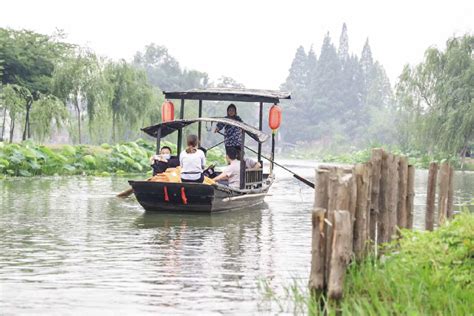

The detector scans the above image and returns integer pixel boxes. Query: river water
[1,161,473,315]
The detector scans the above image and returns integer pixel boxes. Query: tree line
[281,24,472,160]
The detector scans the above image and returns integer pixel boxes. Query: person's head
[160,146,172,159]
[185,134,198,153]
[227,104,237,117]
[226,147,238,163]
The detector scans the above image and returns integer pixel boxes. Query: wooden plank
[397,156,409,229]
[437,162,450,225]
[327,210,353,301]
[406,165,415,229]
[325,167,339,285]
[426,162,438,231]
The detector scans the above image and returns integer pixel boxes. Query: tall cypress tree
[338,23,349,62]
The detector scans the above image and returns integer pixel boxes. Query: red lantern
[161,101,175,122]
[268,104,282,130]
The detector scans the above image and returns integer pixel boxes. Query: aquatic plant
[0,140,225,177]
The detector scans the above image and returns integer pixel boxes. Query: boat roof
[163,88,291,103]
[142,117,270,143]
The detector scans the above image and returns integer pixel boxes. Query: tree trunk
[22,99,32,141]
[75,97,82,144]
[1,106,7,141]
[9,118,15,143]
[327,210,353,301]
[112,113,116,143]
[426,162,438,231]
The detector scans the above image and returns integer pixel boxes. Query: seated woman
[180,135,206,183]
[212,147,241,188]
[150,146,180,176]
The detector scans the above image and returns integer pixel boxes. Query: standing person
[212,147,241,188]
[180,134,206,183]
[214,104,243,152]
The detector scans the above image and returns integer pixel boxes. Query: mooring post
[426,162,438,231]
[353,163,370,260]
[447,166,454,219]
[397,156,409,229]
[378,152,390,243]
[437,162,450,225]
[370,148,383,243]
[406,165,415,229]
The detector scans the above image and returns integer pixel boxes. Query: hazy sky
[1,0,473,89]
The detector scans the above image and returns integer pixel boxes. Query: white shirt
[180,149,206,180]
[224,160,241,188]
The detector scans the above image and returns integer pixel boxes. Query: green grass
[0,140,225,177]
[259,211,474,315]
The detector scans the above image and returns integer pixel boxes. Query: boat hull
[128,181,270,212]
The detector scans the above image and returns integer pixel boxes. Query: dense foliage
[0,140,225,177]
[396,35,474,162]
[281,24,394,148]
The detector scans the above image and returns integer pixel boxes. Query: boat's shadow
[134,202,269,229]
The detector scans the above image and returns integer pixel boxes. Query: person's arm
[249,160,262,170]
[179,152,184,167]
[214,122,224,133]
[213,171,229,182]
[200,151,206,170]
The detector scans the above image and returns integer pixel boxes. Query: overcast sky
[1,0,473,89]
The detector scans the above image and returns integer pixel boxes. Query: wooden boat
[129,88,290,213]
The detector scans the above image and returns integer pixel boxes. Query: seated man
[212,147,241,188]
[236,149,262,170]
[150,146,180,175]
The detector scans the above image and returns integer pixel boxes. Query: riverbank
[284,147,474,171]
[0,140,225,178]
[260,210,474,315]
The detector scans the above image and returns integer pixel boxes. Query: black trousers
[181,174,204,183]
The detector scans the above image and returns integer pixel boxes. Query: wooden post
[447,166,455,219]
[370,149,383,242]
[388,155,399,240]
[426,162,438,231]
[309,207,327,294]
[353,163,370,260]
[378,152,390,243]
[309,169,330,293]
[406,165,415,229]
[437,162,450,225]
[397,156,409,229]
[325,167,339,284]
[327,210,353,301]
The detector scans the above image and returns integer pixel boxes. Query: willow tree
[396,34,474,161]
[52,51,104,143]
[104,60,157,142]
[1,84,26,142]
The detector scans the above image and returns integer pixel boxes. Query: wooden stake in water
[437,162,450,225]
[426,162,438,231]
[406,165,415,229]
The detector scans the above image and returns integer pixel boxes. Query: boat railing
[245,169,263,189]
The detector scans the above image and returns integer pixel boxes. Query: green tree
[52,50,104,143]
[0,28,71,140]
[396,34,474,162]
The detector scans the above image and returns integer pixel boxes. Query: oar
[116,177,152,198]
[244,145,315,189]
[205,140,225,151]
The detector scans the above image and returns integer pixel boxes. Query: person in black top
[150,146,180,175]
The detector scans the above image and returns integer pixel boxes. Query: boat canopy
[163,88,291,103]
[142,117,270,143]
